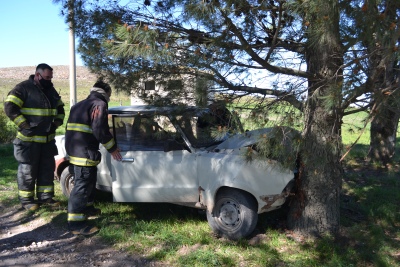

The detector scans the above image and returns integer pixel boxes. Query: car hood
[214,128,274,150]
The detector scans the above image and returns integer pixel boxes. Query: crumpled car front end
[198,127,299,214]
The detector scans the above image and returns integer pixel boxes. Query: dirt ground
[0,204,163,267]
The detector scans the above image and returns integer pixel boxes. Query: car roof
[108,105,210,116]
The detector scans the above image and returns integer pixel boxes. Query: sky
[0,0,83,68]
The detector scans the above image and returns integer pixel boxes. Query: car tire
[60,167,74,198]
[206,188,258,240]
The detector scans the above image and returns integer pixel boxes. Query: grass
[0,144,20,208]
[1,78,400,266]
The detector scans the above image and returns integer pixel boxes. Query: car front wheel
[60,167,74,198]
[206,188,258,240]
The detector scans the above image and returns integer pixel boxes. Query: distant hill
[0,65,97,81]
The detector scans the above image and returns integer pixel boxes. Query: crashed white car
[54,105,295,240]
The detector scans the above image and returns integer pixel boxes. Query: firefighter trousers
[67,165,97,227]
[13,138,58,205]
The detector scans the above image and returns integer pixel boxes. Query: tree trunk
[368,95,399,165]
[287,0,343,237]
[366,0,400,165]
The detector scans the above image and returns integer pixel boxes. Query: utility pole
[68,0,77,108]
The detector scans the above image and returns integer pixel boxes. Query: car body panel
[96,145,113,189]
[214,128,274,150]
[195,148,294,213]
[110,150,198,202]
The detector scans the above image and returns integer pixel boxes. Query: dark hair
[93,80,112,93]
[36,63,53,72]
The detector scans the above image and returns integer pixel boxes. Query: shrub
[0,109,16,143]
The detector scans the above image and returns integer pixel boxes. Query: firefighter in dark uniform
[4,63,65,211]
[65,80,122,235]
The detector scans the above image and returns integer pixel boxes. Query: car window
[112,115,180,151]
[176,110,233,148]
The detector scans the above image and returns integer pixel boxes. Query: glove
[50,122,60,133]
[53,121,62,128]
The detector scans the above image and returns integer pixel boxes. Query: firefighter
[65,80,122,235]
[4,63,65,211]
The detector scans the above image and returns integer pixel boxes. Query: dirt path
[0,204,163,267]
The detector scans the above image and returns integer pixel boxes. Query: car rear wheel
[60,167,74,198]
[206,188,258,240]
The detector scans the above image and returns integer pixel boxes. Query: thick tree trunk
[287,0,343,237]
[288,106,343,236]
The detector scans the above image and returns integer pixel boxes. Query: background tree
[340,0,400,165]
[361,0,400,165]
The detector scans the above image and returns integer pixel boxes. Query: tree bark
[368,94,399,165]
[366,0,400,165]
[287,0,343,237]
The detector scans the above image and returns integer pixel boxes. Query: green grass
[0,144,19,207]
[1,78,400,266]
[342,110,371,145]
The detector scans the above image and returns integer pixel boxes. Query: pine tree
[53,0,397,237]
[340,0,400,165]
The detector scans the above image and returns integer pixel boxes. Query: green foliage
[105,23,164,60]
[0,144,18,206]
[0,109,16,143]
[247,126,301,170]
[53,0,308,110]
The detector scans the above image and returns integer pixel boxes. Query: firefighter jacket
[4,75,65,143]
[65,91,117,167]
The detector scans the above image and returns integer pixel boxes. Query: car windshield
[174,106,242,148]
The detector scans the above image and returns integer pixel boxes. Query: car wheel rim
[66,175,74,192]
[219,200,240,226]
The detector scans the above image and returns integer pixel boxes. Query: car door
[110,114,198,203]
